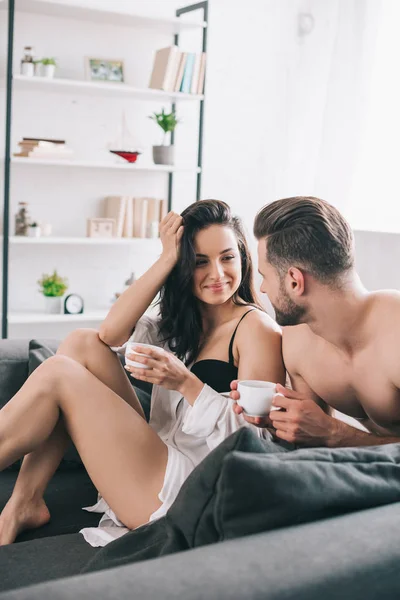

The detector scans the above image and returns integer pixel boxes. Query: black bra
[190,309,255,393]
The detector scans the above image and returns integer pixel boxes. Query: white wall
[1,0,400,339]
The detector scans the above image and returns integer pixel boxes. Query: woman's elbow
[98,324,122,347]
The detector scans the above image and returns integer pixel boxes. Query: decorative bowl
[109,150,141,163]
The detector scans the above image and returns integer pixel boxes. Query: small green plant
[29,222,39,227]
[38,270,68,297]
[40,57,57,66]
[149,108,179,144]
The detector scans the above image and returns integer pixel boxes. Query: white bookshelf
[8,310,108,324]
[11,157,201,173]
[0,0,207,33]
[12,74,204,102]
[2,0,208,337]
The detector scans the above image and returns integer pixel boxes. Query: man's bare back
[283,291,400,438]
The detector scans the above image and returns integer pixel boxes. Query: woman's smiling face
[192,224,242,305]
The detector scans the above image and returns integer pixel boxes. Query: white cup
[237,380,280,417]
[125,342,159,369]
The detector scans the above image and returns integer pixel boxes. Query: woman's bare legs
[0,329,146,544]
[0,355,167,546]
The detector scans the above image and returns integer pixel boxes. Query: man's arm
[274,372,400,447]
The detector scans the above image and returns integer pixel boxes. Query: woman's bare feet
[0,494,50,545]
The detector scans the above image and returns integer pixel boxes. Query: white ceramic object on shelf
[43,64,56,78]
[44,296,62,314]
[28,225,41,237]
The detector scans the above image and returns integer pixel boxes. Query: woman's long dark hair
[158,199,262,364]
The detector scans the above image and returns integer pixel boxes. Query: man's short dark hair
[254,196,354,283]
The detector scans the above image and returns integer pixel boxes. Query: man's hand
[269,384,336,446]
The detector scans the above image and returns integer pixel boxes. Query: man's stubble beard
[273,281,306,327]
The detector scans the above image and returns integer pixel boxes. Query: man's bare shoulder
[282,324,317,373]
[368,290,400,320]
[367,291,400,386]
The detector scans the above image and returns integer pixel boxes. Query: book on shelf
[197,52,206,94]
[180,52,195,94]
[123,195,134,238]
[104,196,127,238]
[103,196,164,239]
[190,53,202,95]
[14,138,74,159]
[159,197,168,222]
[148,47,206,95]
[22,137,66,144]
[148,45,180,92]
[174,52,188,92]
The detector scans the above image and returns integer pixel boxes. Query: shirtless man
[232,195,400,446]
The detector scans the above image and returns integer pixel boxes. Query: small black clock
[64,293,84,315]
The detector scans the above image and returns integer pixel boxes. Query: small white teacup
[237,380,280,417]
[125,342,159,369]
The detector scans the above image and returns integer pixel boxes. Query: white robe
[80,315,267,547]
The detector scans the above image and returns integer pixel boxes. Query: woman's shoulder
[239,306,281,334]
[235,307,281,349]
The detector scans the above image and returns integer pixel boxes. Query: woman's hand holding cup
[160,211,184,266]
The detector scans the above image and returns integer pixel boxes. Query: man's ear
[287,267,305,296]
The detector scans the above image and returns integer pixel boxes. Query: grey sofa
[1,339,400,600]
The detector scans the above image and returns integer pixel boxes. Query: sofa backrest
[0,339,59,409]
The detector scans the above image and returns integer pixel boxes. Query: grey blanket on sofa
[83,428,400,574]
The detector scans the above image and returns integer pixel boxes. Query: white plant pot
[44,296,62,314]
[21,62,34,77]
[153,145,174,166]
[28,226,41,237]
[43,64,56,78]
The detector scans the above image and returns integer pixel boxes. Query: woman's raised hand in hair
[160,212,184,266]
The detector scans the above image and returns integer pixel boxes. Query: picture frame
[87,218,116,238]
[84,57,124,83]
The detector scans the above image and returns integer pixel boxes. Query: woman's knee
[33,355,78,392]
[58,328,102,355]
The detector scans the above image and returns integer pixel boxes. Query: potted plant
[149,108,179,165]
[28,222,41,238]
[37,270,68,314]
[40,57,57,78]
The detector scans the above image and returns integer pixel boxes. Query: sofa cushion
[0,340,30,411]
[84,429,400,574]
[0,533,99,593]
[28,338,59,374]
[216,442,400,541]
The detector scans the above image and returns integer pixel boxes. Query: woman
[0,200,285,547]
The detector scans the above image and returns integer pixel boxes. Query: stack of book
[13,137,74,160]
[104,196,167,238]
[149,45,206,95]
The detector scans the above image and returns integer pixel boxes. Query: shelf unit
[8,310,109,324]
[11,157,202,173]
[3,235,163,246]
[2,0,208,336]
[0,0,207,33]
[12,73,205,101]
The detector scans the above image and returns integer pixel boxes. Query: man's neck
[304,272,370,354]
